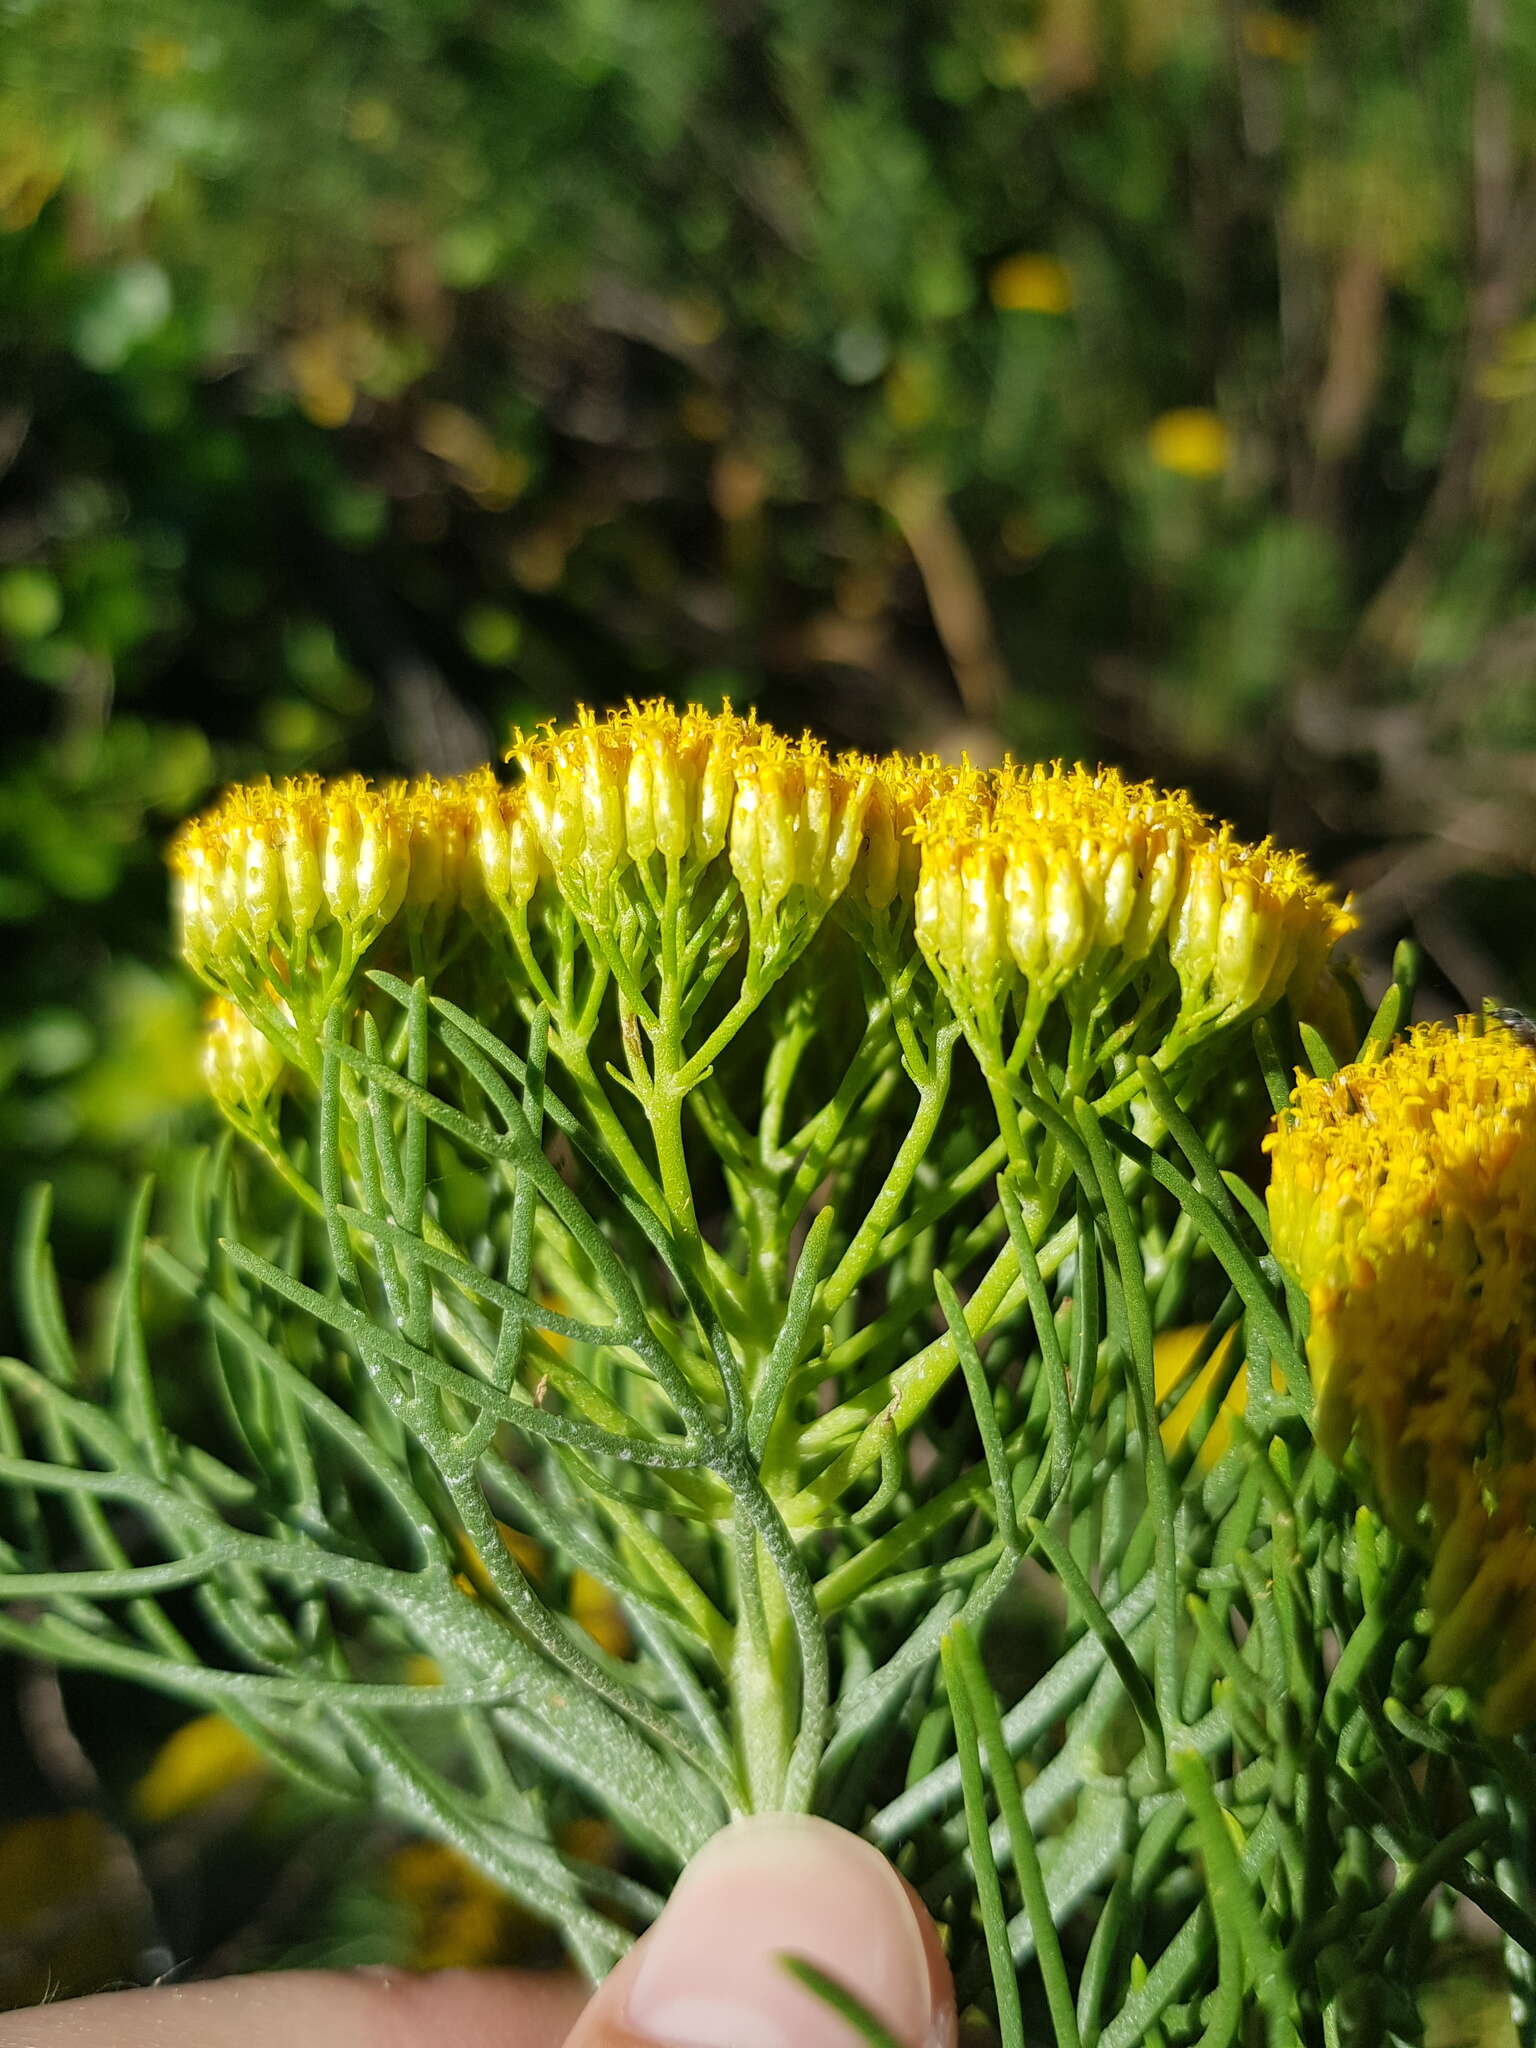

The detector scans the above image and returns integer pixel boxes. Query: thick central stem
[731,1526,798,1810]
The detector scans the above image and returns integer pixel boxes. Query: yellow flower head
[726,724,876,932]
[909,768,1010,1011]
[199,997,285,1119]
[1266,1017,1536,1729]
[169,774,490,1043]
[170,775,414,978]
[399,776,477,921]
[848,753,965,924]
[1169,833,1355,1038]
[910,761,1351,1058]
[510,701,884,942]
[994,764,1198,974]
[461,764,545,927]
[319,777,412,930]
[511,701,743,910]
[912,763,1197,1028]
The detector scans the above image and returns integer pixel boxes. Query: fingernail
[622,1814,949,2048]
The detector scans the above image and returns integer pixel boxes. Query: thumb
[565,1814,956,2048]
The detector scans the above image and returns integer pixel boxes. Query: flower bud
[624,746,659,864]
[1121,824,1183,962]
[1169,843,1226,1005]
[279,792,326,936]
[236,817,283,947]
[171,825,220,973]
[916,837,1011,1010]
[856,773,903,915]
[201,997,285,1119]
[466,769,544,922]
[574,722,626,889]
[323,782,409,929]
[405,790,448,909]
[695,722,737,860]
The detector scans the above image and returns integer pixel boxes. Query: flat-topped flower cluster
[170,700,1353,1093]
[1267,1019,1536,1732]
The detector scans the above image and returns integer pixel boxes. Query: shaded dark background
[2,0,1536,1997]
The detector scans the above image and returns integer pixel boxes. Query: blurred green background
[3,0,1536,1987]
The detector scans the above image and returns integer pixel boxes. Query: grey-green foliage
[2,965,1534,2038]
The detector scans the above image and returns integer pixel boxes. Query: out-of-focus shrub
[3,0,1536,1269]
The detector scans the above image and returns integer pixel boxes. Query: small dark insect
[1488,1004,1536,1051]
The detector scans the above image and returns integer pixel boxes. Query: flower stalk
[5,704,1532,2034]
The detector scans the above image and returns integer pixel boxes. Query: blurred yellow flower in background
[134,1713,267,1823]
[0,1812,134,2008]
[1147,408,1231,478]
[1242,12,1315,63]
[990,253,1074,316]
[1154,1325,1244,1469]
[389,1841,522,1969]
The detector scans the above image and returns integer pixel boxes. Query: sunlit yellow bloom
[401,777,473,919]
[914,764,1189,1028]
[172,775,407,978]
[513,702,742,888]
[320,778,411,929]
[910,768,1011,1020]
[1147,408,1231,479]
[462,764,545,923]
[511,701,883,948]
[910,759,1350,1069]
[170,775,489,1047]
[1169,833,1354,1038]
[134,1713,267,1822]
[994,764,1196,971]
[1266,1018,1536,1728]
[990,253,1074,316]
[849,754,962,919]
[727,728,875,933]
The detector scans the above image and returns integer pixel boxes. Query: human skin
[0,1816,957,2048]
